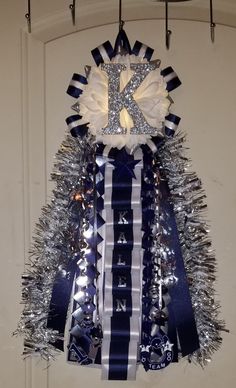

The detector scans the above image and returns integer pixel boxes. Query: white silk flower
[79,54,170,149]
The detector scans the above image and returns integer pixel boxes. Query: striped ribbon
[161,66,182,92]
[91,41,114,66]
[65,114,88,138]
[67,73,88,99]
[145,113,181,153]
[132,40,154,61]
[98,148,143,380]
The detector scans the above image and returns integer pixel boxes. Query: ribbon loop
[132,40,154,61]
[165,113,181,136]
[161,66,182,92]
[91,41,114,66]
[67,73,88,98]
[66,115,88,137]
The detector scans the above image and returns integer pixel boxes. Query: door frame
[20,2,235,386]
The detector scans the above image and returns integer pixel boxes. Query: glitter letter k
[101,62,159,135]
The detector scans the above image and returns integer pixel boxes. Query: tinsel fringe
[158,131,226,366]
[14,134,94,360]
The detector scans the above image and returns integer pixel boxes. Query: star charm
[109,149,141,179]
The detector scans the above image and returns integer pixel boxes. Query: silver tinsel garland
[158,132,225,365]
[15,133,94,360]
[15,128,225,366]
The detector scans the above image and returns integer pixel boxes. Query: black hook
[210,0,216,43]
[69,0,76,26]
[119,0,125,31]
[25,0,31,33]
[165,0,172,50]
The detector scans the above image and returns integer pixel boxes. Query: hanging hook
[69,0,76,26]
[25,0,31,33]
[165,0,172,50]
[210,0,216,43]
[119,0,125,31]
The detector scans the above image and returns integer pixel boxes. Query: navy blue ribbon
[167,303,178,362]
[47,258,78,351]
[109,339,129,380]
[113,29,132,56]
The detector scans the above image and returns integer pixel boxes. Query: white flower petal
[78,54,170,149]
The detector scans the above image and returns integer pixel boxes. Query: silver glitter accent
[101,62,160,136]
[84,65,91,78]
[71,101,80,113]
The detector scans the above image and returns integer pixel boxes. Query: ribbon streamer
[101,149,143,380]
[47,259,78,351]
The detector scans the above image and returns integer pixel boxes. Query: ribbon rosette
[78,54,170,149]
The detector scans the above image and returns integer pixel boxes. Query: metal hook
[165,0,172,50]
[119,0,125,31]
[69,0,76,26]
[25,0,31,33]
[210,0,216,43]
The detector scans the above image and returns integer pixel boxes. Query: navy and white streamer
[99,149,143,380]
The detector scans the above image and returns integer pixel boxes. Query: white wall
[0,2,235,388]
[0,2,27,387]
